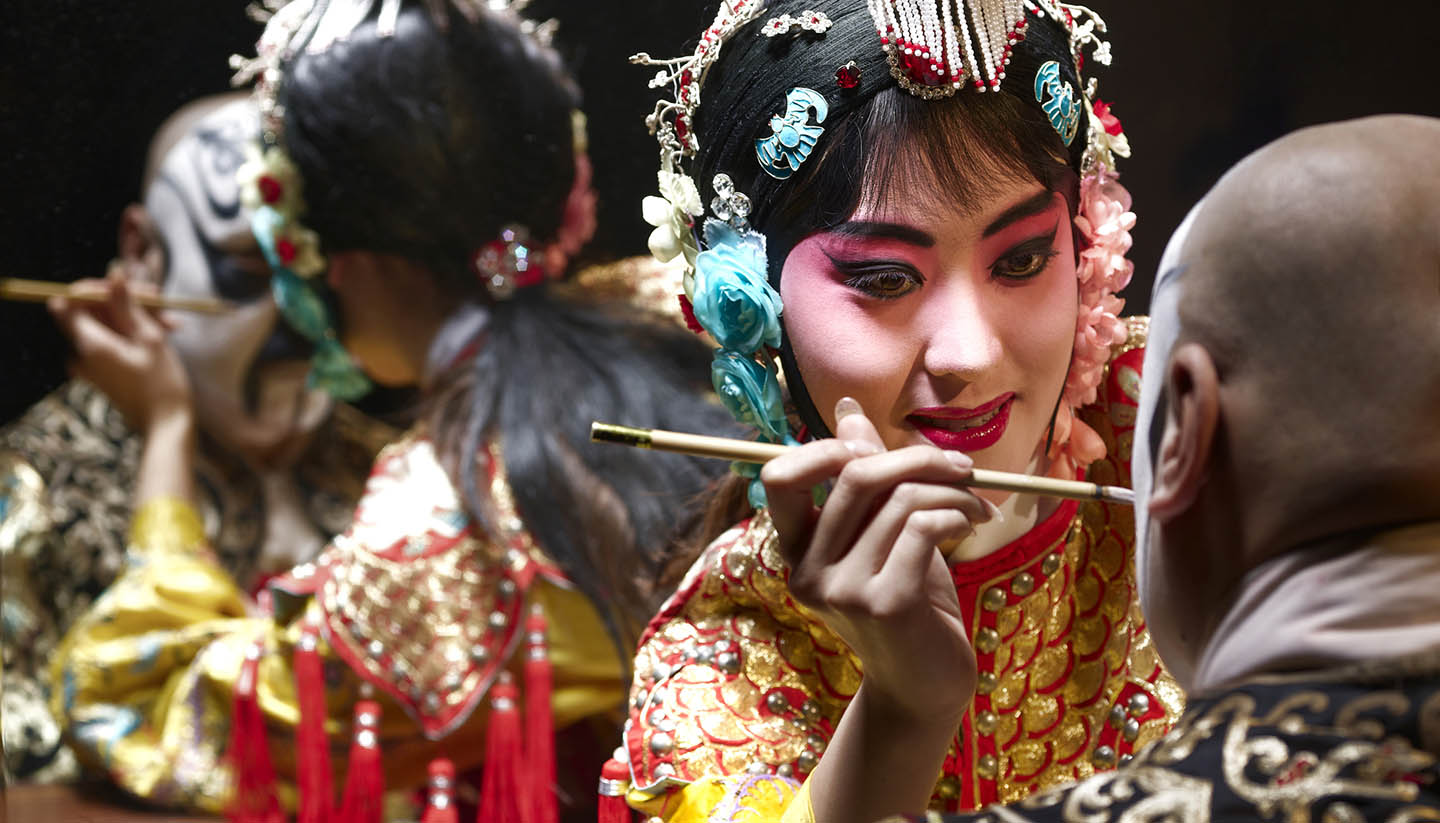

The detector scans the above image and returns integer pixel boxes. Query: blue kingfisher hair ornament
[755,87,829,180]
[1034,60,1080,147]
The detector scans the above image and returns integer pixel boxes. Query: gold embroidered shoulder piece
[313,432,567,739]
[624,317,1182,816]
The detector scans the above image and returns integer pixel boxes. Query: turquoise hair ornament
[1034,61,1080,147]
[710,350,789,443]
[755,87,829,180]
[692,220,782,353]
[253,206,373,401]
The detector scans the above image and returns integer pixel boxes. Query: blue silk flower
[711,350,788,443]
[692,220,782,354]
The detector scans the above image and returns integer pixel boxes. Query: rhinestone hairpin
[709,174,752,231]
[761,10,834,37]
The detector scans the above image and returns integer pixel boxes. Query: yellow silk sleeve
[129,495,207,556]
[781,778,815,823]
[50,496,267,812]
[627,774,804,822]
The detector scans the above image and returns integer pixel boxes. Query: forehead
[145,99,258,248]
[850,162,1051,235]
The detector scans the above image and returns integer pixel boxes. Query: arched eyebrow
[829,221,935,247]
[982,190,1057,238]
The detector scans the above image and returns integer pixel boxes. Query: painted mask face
[145,98,332,469]
[780,170,1079,498]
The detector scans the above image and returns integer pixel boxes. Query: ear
[325,250,381,293]
[325,251,352,292]
[1147,342,1220,522]
[116,204,166,288]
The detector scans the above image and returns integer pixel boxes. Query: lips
[907,394,1014,452]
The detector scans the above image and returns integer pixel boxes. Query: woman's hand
[48,271,192,435]
[761,396,987,823]
[763,396,983,719]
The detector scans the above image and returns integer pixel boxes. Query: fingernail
[843,440,882,457]
[834,397,863,420]
[943,451,973,469]
[982,498,1005,523]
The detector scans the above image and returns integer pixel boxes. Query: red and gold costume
[51,430,624,816]
[617,320,1183,822]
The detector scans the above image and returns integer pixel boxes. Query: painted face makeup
[147,97,332,469]
[780,173,1079,491]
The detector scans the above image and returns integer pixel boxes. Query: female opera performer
[46,1,736,820]
[608,1,1182,822]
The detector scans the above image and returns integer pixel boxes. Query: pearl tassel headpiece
[866,0,1113,102]
[867,0,1025,96]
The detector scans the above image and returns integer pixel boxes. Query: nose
[919,277,1003,382]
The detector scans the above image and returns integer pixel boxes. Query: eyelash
[830,232,1060,299]
[838,264,925,300]
[991,246,1060,282]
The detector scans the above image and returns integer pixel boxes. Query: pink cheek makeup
[906,392,1014,452]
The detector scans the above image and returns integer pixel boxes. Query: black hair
[281,5,739,655]
[690,0,1087,438]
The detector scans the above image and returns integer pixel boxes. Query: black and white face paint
[1132,199,1203,686]
[146,98,332,468]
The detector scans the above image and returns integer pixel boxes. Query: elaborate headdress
[636,0,1135,500]
[230,0,568,401]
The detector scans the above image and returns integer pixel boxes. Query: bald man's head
[1133,116,1440,686]
[1163,114,1440,559]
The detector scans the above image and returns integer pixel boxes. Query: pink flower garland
[1047,168,1136,479]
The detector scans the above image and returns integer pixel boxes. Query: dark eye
[211,254,274,301]
[844,269,922,300]
[991,249,1058,281]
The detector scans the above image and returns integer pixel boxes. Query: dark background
[3,1,1437,424]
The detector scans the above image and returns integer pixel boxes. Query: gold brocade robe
[49,431,625,814]
[622,318,1184,822]
[0,381,386,782]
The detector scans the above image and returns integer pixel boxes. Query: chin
[346,342,419,388]
[366,368,421,389]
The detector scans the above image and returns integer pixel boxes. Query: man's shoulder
[905,668,1440,823]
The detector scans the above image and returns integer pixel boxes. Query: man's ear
[1148,342,1221,523]
[116,204,166,288]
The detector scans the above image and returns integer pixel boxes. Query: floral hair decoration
[635,0,1137,499]
[236,143,372,401]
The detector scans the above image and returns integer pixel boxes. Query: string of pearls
[867,0,1029,94]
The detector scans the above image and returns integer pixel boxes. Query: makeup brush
[0,278,232,315]
[591,421,1134,505]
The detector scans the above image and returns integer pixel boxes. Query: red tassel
[294,627,334,823]
[477,672,523,823]
[338,700,385,823]
[596,758,632,823]
[420,758,459,823]
[524,605,557,823]
[225,641,284,823]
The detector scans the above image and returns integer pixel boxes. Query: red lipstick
[907,394,1014,452]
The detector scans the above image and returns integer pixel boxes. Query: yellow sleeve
[50,496,276,813]
[627,774,805,822]
[781,778,815,823]
[128,495,208,556]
